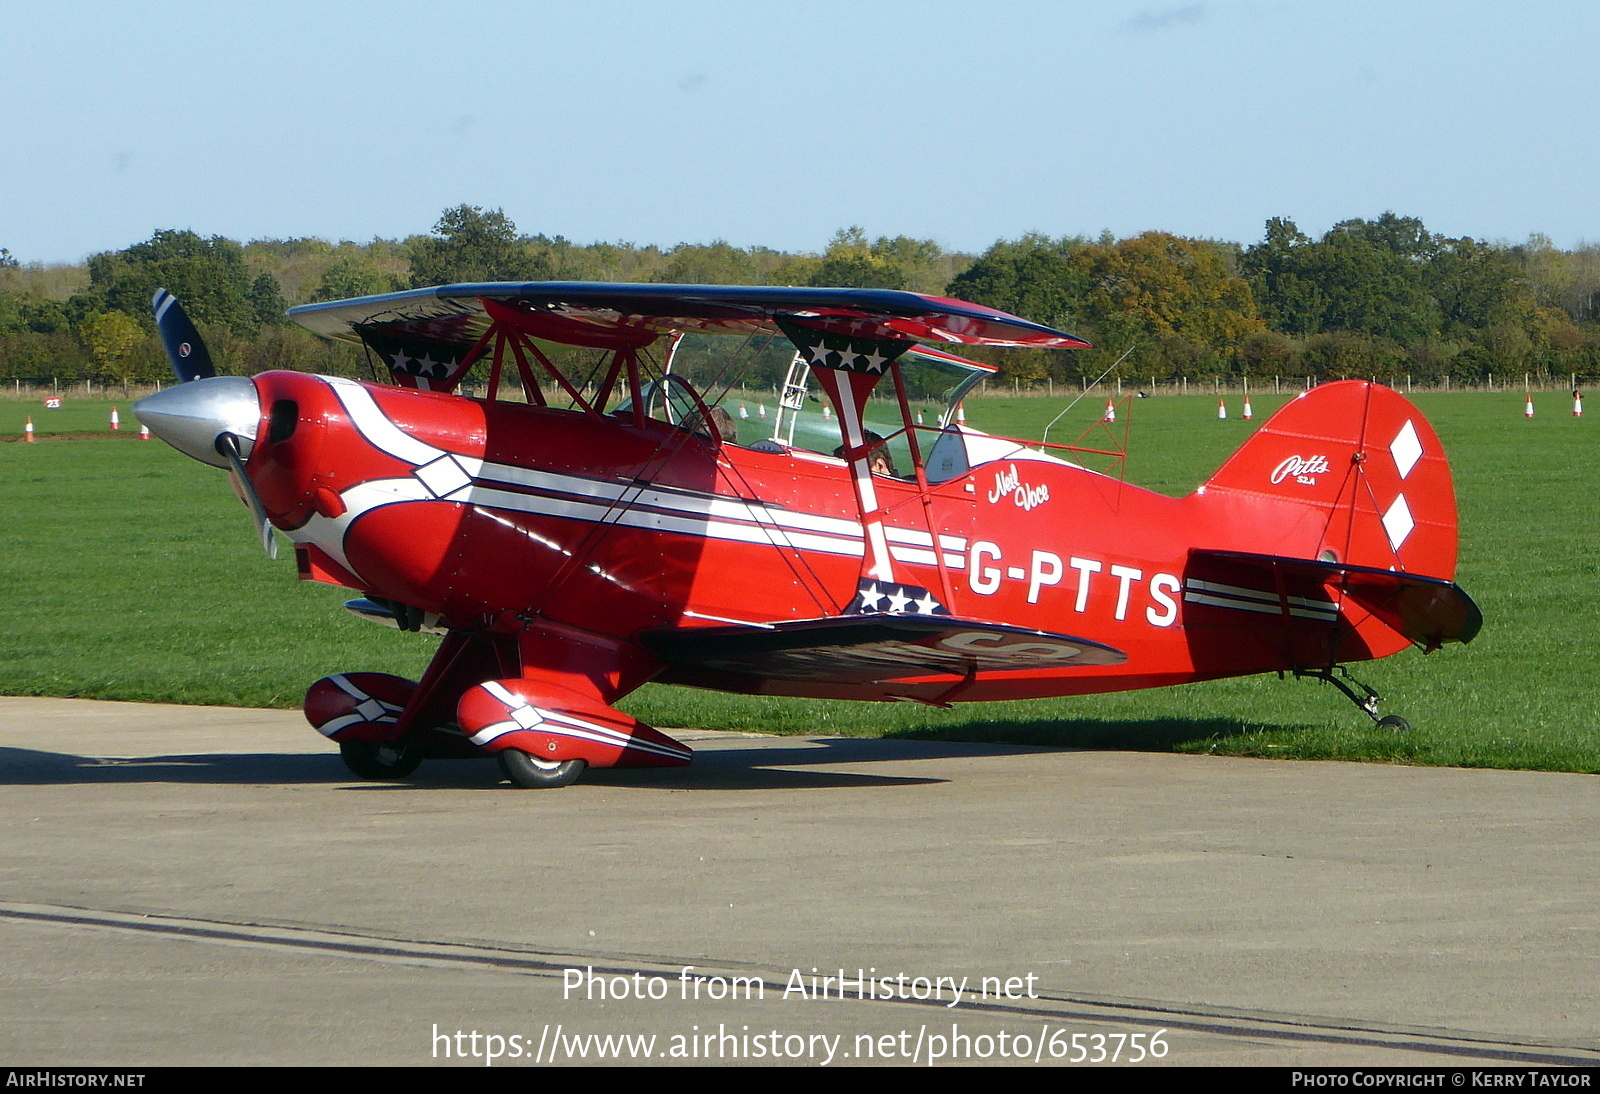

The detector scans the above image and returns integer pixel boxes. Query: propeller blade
[218,432,278,560]
[151,288,216,382]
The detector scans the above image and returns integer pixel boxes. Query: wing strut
[775,317,963,619]
[885,355,960,609]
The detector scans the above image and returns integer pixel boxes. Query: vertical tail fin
[1190,382,1477,663]
[1199,381,1459,580]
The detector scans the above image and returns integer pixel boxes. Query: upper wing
[291,282,1089,349]
[289,282,1087,391]
[901,343,1000,374]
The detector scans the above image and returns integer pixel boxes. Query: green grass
[1,391,1594,772]
[0,439,436,706]
[0,395,146,438]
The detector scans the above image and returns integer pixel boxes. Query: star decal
[846,578,949,617]
[775,317,915,378]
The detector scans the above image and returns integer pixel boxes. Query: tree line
[3,206,1598,391]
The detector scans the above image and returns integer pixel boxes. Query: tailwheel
[339,738,423,780]
[498,749,586,789]
[1293,666,1408,730]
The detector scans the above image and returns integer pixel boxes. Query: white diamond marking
[415,454,472,498]
[1382,494,1415,551]
[355,698,386,722]
[510,703,545,730]
[1390,420,1423,480]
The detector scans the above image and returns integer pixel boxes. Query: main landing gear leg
[1292,666,1410,732]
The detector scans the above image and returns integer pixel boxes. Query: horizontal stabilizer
[1199,381,1460,578]
[1191,549,1481,650]
[641,615,1125,686]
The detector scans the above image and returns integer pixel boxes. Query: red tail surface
[1185,382,1477,666]
[1199,381,1459,580]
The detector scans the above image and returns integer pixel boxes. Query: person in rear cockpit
[694,404,736,444]
[833,430,897,477]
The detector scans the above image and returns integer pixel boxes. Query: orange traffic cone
[139,423,151,440]
[822,404,831,419]
[1217,398,1227,420]
[738,402,748,419]
[956,402,966,425]
[1524,396,1535,418]
[110,406,120,430]
[1103,398,1115,422]
[1243,396,1254,420]
[758,403,766,419]
[1574,391,1583,418]
[24,417,35,442]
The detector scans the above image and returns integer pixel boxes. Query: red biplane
[137,283,1479,787]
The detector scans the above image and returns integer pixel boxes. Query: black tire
[340,738,423,780]
[1376,715,1411,732]
[498,749,586,789]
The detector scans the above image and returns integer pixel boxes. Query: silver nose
[134,377,262,469]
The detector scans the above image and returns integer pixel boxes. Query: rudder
[1199,382,1459,580]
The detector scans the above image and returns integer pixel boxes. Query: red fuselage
[250,371,1443,706]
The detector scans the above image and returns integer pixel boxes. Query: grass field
[1,391,1594,772]
[0,396,148,438]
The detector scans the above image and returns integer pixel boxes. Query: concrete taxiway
[1,696,1595,1067]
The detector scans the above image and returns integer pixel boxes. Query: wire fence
[3,371,1591,405]
[968,373,1593,398]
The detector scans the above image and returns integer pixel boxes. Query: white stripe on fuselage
[285,378,968,579]
[329,379,472,469]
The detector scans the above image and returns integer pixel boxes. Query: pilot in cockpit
[833,431,897,477]
[693,404,737,445]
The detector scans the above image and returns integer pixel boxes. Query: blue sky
[4,0,1596,264]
